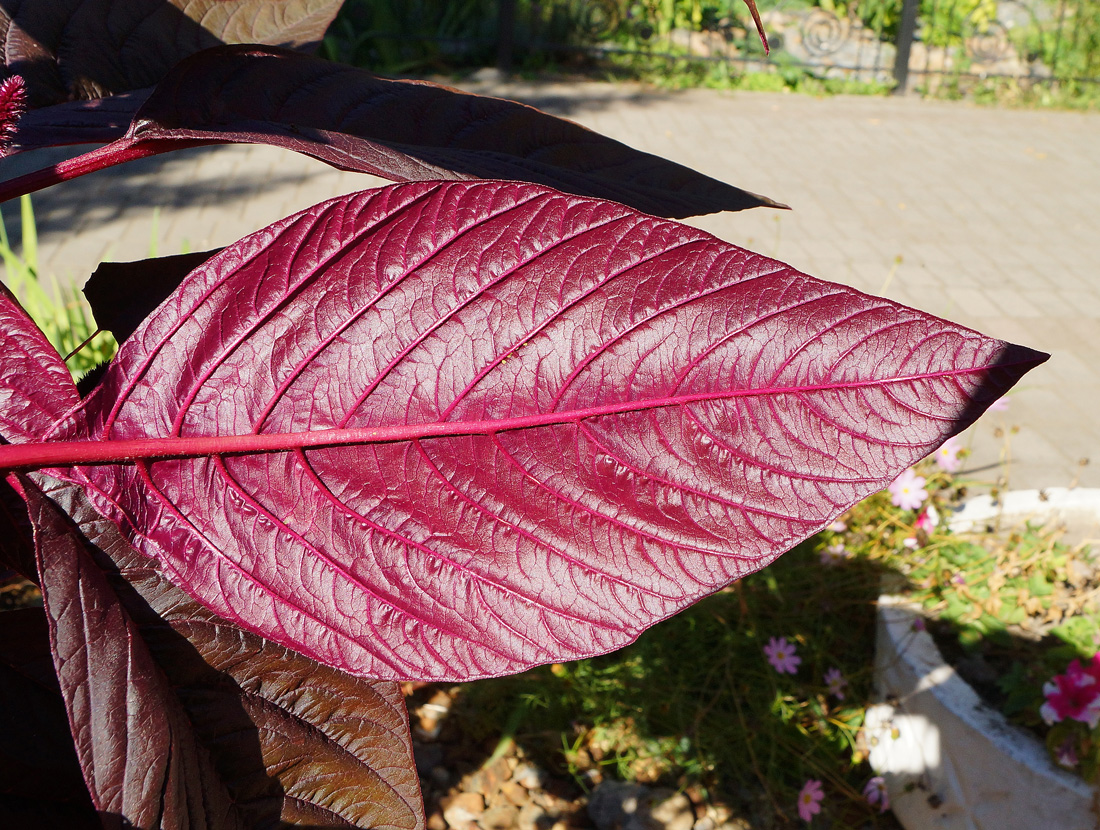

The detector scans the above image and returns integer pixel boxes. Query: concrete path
[1,84,1097,493]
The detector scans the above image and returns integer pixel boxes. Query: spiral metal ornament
[966,21,1012,62]
[801,9,847,57]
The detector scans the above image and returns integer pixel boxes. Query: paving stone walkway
[1,83,1097,492]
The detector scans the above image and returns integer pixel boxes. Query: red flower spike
[0,75,27,155]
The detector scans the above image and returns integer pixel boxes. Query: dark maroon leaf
[0,607,97,823]
[2,89,150,155]
[0,475,36,578]
[0,281,79,444]
[0,795,101,830]
[24,474,244,829]
[84,249,223,344]
[7,180,1046,682]
[0,0,345,108]
[22,474,424,830]
[0,45,783,219]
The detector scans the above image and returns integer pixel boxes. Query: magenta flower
[1041,655,1100,727]
[887,468,928,511]
[932,436,963,472]
[764,636,801,674]
[914,505,939,533]
[863,776,889,813]
[797,779,824,822]
[824,667,847,700]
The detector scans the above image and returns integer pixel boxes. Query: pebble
[517,803,547,830]
[443,792,485,830]
[481,805,520,830]
[588,782,697,830]
[512,763,547,791]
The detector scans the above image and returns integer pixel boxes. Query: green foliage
[321,0,500,73]
[448,538,892,826]
[0,195,116,380]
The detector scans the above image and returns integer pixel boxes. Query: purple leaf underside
[0,0,345,107]
[0,282,80,444]
[2,45,782,219]
[22,474,424,830]
[27,180,1045,682]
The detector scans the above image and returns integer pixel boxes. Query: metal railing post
[893,0,921,93]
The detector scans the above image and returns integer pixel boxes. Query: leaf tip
[742,0,770,55]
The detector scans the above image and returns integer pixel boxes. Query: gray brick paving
[0,84,1096,492]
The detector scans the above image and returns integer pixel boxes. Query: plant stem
[0,137,214,204]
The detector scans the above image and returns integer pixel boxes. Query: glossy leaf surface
[26,180,1046,681]
[23,474,424,829]
[0,45,781,219]
[0,0,344,107]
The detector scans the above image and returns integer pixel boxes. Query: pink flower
[764,636,801,674]
[863,776,889,813]
[1041,655,1100,727]
[824,667,847,700]
[797,779,824,822]
[1055,737,1079,769]
[914,505,939,533]
[932,436,963,472]
[819,543,850,566]
[827,519,848,532]
[902,536,919,549]
[987,396,1010,412]
[887,468,927,511]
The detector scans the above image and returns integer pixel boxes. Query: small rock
[500,781,529,807]
[443,792,485,830]
[513,763,547,791]
[517,803,547,830]
[649,791,694,830]
[466,755,512,795]
[588,782,654,830]
[481,805,520,830]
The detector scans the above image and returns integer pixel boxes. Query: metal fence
[333,0,1100,94]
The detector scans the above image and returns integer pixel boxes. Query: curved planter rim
[868,489,1100,830]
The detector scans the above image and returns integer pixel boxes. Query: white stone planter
[867,489,1100,830]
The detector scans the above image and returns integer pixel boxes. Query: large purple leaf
[6,180,1045,681]
[0,45,782,219]
[21,473,424,829]
[0,282,78,577]
[0,0,345,107]
[0,281,79,444]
